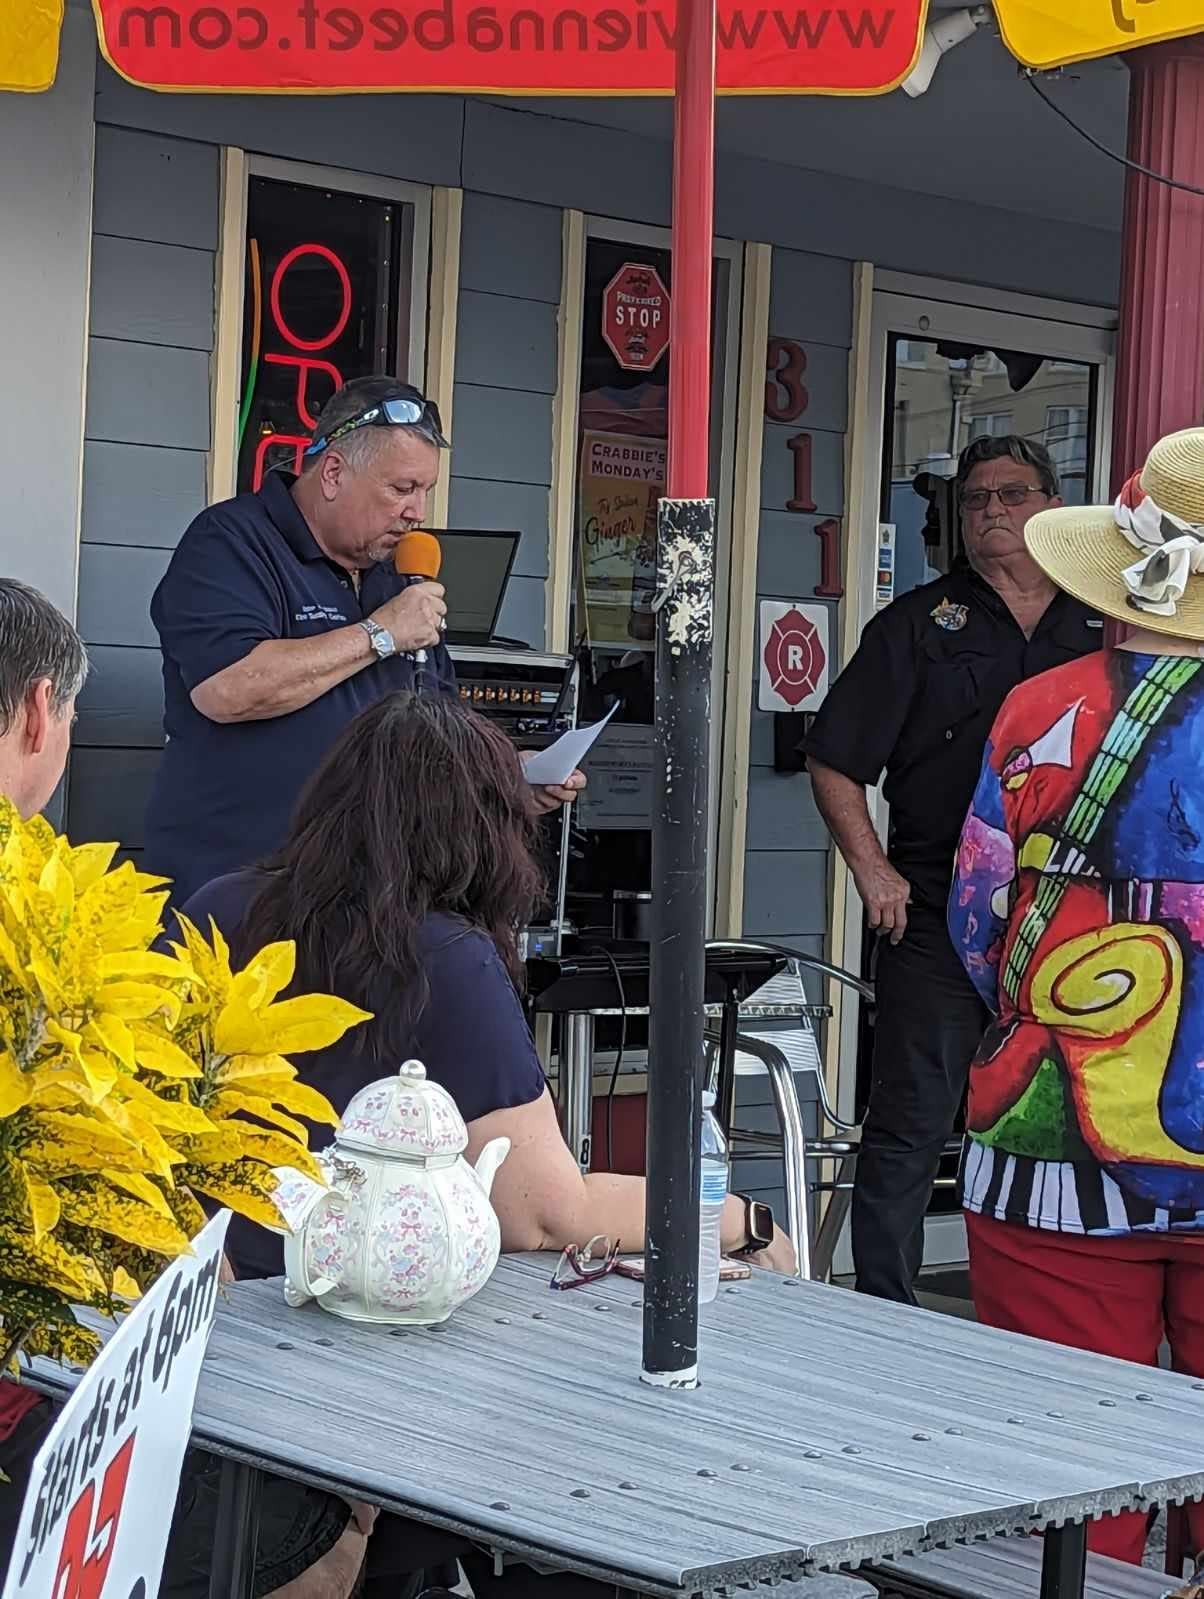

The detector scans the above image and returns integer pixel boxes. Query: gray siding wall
[742,249,852,992]
[451,191,561,650]
[72,126,218,858]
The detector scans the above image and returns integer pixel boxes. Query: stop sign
[602,262,671,373]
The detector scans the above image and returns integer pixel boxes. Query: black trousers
[851,904,987,1305]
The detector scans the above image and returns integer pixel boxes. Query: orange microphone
[393,530,442,583]
[393,531,443,663]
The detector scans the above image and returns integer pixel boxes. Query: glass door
[838,286,1114,1269]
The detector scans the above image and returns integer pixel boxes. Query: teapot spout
[270,1166,330,1235]
[472,1137,511,1199]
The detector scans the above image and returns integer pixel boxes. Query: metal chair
[702,938,871,1282]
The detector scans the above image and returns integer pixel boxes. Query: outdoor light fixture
[901,5,993,98]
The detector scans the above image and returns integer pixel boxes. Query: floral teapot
[270,1059,510,1326]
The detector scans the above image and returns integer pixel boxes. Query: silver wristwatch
[359,618,397,661]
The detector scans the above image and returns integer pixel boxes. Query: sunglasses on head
[304,391,448,458]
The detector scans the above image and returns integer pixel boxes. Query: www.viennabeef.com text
[113,2,901,56]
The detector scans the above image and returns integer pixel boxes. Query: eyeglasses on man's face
[960,483,1048,513]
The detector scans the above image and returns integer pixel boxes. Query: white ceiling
[492,27,1129,232]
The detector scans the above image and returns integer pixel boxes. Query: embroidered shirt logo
[294,604,348,626]
[931,597,968,633]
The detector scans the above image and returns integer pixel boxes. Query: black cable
[588,945,627,1172]
[1025,71,1204,200]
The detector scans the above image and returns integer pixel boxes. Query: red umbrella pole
[642,0,717,1389]
[667,0,716,498]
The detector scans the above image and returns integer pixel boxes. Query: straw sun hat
[1025,426,1204,640]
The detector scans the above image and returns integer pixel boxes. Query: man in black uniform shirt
[804,435,1102,1304]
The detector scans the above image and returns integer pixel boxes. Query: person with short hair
[0,577,87,819]
[0,579,383,1599]
[950,426,1204,1565]
[803,435,1103,1303]
[144,375,579,905]
[0,577,88,1529]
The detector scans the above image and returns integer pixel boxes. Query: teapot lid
[338,1059,468,1160]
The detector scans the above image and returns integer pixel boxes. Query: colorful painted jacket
[949,648,1204,1235]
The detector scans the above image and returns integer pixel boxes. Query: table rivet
[495,1317,511,1326]
[533,1312,548,1321]
[595,1304,611,1313]
[698,1468,719,1479]
[724,1287,740,1296]
[1046,1411,1064,1419]
[842,1446,862,1456]
[1007,1418,1024,1426]
[315,1339,334,1348]
[804,1450,823,1460]
[782,1278,801,1287]
[1194,1383,1204,1392]
[945,1427,963,1436]
[490,1501,511,1512]
[571,1489,591,1499]
[1135,1393,1154,1402]
[912,1433,931,1442]
[731,1464,753,1473]
[618,1481,639,1492]
[276,1342,294,1351]
[1099,1399,1117,1408]
[630,1300,642,1309]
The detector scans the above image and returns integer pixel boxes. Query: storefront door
[833,278,1115,1274]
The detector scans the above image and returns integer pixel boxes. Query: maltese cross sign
[758,601,830,712]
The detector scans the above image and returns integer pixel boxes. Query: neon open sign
[246,242,352,490]
[236,176,405,495]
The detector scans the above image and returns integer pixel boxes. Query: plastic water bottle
[698,1090,729,1305]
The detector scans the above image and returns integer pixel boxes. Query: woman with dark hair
[176,690,795,1284]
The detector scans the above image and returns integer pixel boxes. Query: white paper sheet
[523,702,620,786]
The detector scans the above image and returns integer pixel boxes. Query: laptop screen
[437,530,521,642]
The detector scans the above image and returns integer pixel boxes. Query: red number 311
[51,1433,137,1599]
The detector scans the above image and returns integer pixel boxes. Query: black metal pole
[209,1458,262,1599]
[642,496,715,1389]
[1040,1522,1088,1599]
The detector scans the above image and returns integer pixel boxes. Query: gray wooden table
[29,1256,1204,1599]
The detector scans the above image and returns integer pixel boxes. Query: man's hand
[519,753,587,815]
[853,857,912,945]
[370,581,447,653]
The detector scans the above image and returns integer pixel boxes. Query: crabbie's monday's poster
[577,431,665,651]
[3,1212,229,1599]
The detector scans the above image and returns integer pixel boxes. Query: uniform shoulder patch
[930,597,968,632]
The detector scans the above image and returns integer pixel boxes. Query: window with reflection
[565,234,731,941]
[884,335,1098,600]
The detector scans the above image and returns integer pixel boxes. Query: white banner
[4,1210,231,1599]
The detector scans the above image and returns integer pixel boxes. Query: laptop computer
[437,529,521,647]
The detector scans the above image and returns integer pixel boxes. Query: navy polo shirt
[144,472,455,903]
[166,870,548,1281]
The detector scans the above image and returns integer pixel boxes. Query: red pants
[966,1209,1204,1565]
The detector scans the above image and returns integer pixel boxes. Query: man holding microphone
[146,376,580,902]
